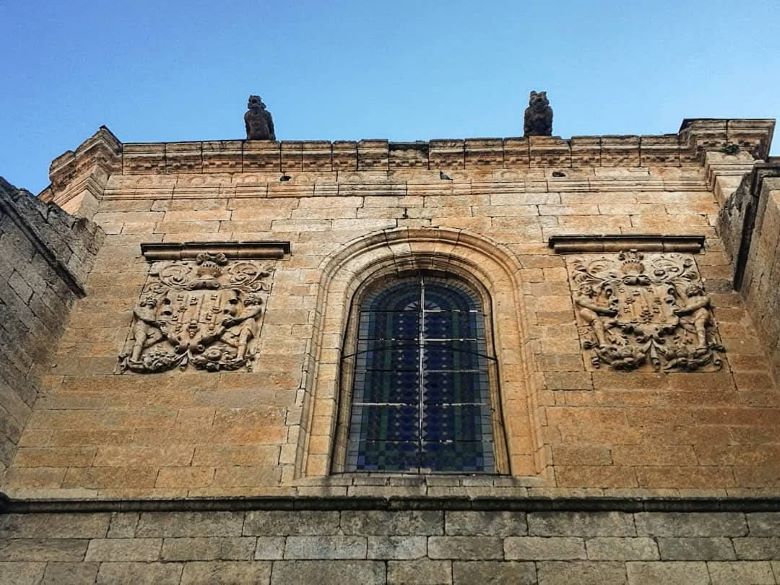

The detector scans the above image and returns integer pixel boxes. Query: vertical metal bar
[418,275,425,472]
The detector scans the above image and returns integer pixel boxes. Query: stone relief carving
[118,252,275,373]
[569,250,724,372]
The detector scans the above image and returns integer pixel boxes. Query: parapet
[45,119,773,180]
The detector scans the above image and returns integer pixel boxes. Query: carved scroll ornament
[118,252,275,373]
[569,250,724,372]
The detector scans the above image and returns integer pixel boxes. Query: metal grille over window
[345,276,496,473]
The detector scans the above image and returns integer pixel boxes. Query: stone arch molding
[295,227,546,480]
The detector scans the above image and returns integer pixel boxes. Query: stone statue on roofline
[245,95,276,140]
[524,90,553,137]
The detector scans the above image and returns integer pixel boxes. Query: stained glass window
[344,275,496,473]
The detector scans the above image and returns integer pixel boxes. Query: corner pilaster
[42,126,122,219]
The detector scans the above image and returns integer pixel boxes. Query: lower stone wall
[2,504,780,584]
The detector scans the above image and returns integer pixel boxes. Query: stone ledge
[140,241,292,261]
[3,495,780,515]
[547,234,706,254]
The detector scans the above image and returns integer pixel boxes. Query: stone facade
[2,118,780,582]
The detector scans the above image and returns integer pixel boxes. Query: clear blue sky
[1,0,778,194]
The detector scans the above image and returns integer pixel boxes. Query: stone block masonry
[0,178,103,483]
[718,160,780,380]
[4,119,779,499]
[1,115,780,580]
[1,502,780,584]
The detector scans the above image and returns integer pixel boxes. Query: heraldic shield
[118,252,274,373]
[569,250,725,372]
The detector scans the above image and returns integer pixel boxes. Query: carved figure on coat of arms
[118,253,275,373]
[568,249,724,372]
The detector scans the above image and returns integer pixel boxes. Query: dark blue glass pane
[421,441,491,473]
[424,340,483,370]
[422,371,488,404]
[350,441,419,472]
[423,311,480,339]
[360,311,419,340]
[356,369,420,404]
[422,404,487,442]
[357,341,420,371]
[367,283,421,312]
[351,405,419,441]
[423,284,477,312]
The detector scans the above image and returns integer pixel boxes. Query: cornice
[548,234,705,254]
[140,240,291,261]
[40,119,775,199]
[2,494,780,514]
[116,119,773,176]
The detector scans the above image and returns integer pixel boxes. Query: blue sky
[1,0,778,194]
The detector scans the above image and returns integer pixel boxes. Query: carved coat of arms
[569,250,724,372]
[118,252,274,373]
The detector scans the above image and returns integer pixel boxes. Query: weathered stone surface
[733,537,780,560]
[528,512,635,536]
[95,561,184,585]
[341,511,443,536]
[367,536,427,559]
[537,561,627,585]
[387,559,452,585]
[244,511,339,536]
[0,561,47,585]
[180,560,272,585]
[504,536,586,560]
[85,537,162,561]
[634,513,747,537]
[271,560,385,585]
[428,536,503,560]
[284,535,367,559]
[626,561,710,585]
[0,513,110,539]
[161,537,256,561]
[452,561,537,585]
[705,561,775,585]
[445,511,527,536]
[41,562,100,585]
[746,512,780,536]
[586,537,659,561]
[136,511,244,537]
[107,512,139,538]
[657,537,736,560]
[0,179,103,478]
[0,538,89,561]
[254,536,286,560]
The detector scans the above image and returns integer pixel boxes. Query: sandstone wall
[3,120,778,500]
[0,178,103,482]
[1,504,780,584]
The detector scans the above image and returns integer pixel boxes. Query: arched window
[338,274,498,473]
